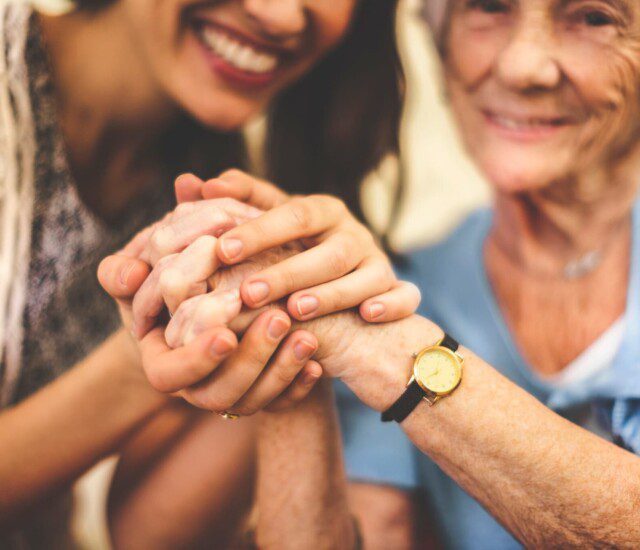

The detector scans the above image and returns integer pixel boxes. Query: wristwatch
[381,333,463,423]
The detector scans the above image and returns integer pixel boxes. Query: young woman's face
[120,0,357,129]
[444,0,640,192]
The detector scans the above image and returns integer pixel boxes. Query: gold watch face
[414,347,462,395]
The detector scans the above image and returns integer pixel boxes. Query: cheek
[310,0,357,50]
[445,19,507,86]
[563,38,640,161]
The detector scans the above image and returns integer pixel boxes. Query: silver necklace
[563,250,603,279]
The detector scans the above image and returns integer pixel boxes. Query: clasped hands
[99,170,420,415]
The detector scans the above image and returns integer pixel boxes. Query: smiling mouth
[191,19,286,88]
[483,110,575,141]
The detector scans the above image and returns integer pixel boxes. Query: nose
[242,0,306,40]
[495,19,561,91]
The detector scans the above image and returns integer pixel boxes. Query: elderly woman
[101,0,640,547]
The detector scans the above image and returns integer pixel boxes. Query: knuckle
[158,266,179,292]
[189,235,218,259]
[194,234,217,249]
[149,228,174,259]
[278,267,298,294]
[288,198,313,232]
[273,363,298,385]
[174,201,196,217]
[328,285,349,311]
[327,247,350,275]
[312,194,348,219]
[219,168,245,180]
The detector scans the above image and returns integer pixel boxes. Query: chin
[181,90,263,131]
[478,153,564,194]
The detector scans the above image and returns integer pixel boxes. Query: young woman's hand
[137,170,421,331]
[98,254,322,416]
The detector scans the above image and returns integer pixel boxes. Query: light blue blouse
[336,199,640,549]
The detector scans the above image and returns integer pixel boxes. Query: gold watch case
[412,341,463,403]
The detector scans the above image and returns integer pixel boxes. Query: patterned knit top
[1,15,174,549]
[1,16,175,406]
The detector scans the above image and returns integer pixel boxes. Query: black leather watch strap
[380,333,459,423]
[440,333,459,352]
[380,379,424,423]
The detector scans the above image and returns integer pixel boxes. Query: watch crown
[411,352,418,358]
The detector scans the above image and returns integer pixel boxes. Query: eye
[583,10,615,26]
[467,0,510,14]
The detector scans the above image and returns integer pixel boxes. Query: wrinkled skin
[166,241,363,379]
[165,244,302,346]
[445,0,640,194]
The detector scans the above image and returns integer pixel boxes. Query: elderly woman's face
[443,0,640,192]
[119,0,356,130]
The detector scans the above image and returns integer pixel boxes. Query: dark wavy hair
[76,0,403,238]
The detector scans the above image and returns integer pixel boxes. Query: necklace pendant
[563,250,602,279]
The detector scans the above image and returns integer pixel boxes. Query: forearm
[0,329,167,525]
[255,380,355,550]
[327,315,640,547]
[109,408,256,550]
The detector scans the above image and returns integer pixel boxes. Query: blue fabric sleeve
[334,380,419,490]
[606,399,640,454]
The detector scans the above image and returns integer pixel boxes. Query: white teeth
[493,115,555,129]
[201,27,278,74]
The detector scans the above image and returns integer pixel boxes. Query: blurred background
[71,0,490,547]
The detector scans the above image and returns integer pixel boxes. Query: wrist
[111,329,168,408]
[324,315,443,412]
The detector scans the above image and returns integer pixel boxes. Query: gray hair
[422,0,450,46]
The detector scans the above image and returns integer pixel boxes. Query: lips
[483,110,576,142]
[191,19,286,89]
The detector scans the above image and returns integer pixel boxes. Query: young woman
[0,0,411,547]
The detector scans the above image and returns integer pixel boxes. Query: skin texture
[444,0,640,374]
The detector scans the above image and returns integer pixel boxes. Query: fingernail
[220,238,243,260]
[120,262,135,287]
[368,302,385,319]
[211,335,235,357]
[296,295,319,317]
[267,316,289,340]
[294,340,317,362]
[247,281,270,303]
